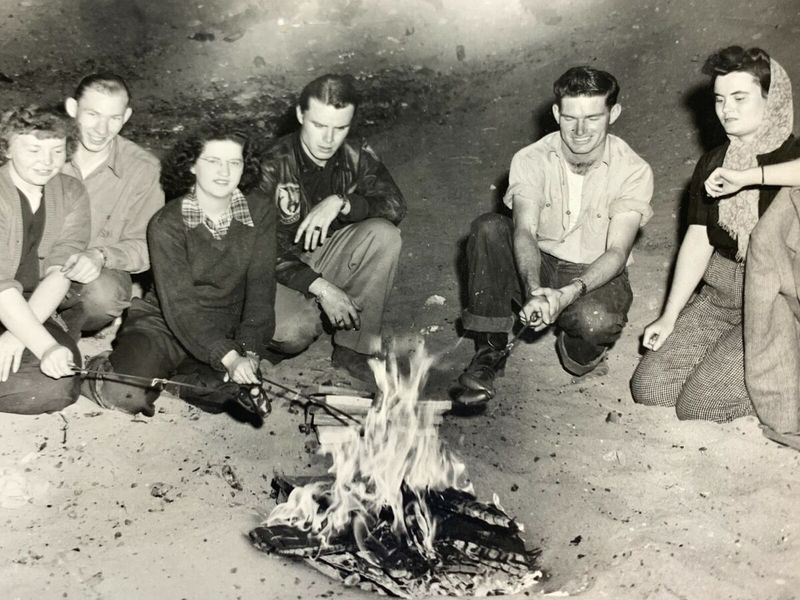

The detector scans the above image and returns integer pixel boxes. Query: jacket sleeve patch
[276,182,302,224]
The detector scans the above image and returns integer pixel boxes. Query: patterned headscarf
[718,58,793,260]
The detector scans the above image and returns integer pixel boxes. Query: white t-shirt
[559,159,585,260]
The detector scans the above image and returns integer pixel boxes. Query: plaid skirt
[630,251,755,422]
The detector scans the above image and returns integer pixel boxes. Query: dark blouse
[688,135,800,258]
[14,188,46,295]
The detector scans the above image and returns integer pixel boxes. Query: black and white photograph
[1,0,799,598]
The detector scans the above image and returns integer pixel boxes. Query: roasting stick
[258,375,364,429]
[74,367,363,429]
[74,367,211,392]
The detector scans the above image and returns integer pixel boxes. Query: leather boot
[457,341,508,397]
[331,345,375,384]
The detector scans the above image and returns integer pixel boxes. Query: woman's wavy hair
[0,106,78,165]
[702,46,772,96]
[160,121,262,200]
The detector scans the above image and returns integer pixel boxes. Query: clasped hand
[294,195,345,251]
[61,249,104,284]
[519,285,576,331]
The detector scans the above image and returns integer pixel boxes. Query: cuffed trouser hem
[460,310,514,334]
[556,331,607,376]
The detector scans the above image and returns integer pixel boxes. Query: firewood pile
[251,476,542,597]
[249,347,543,597]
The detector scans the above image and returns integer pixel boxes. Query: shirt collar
[66,136,123,180]
[106,136,123,178]
[181,188,253,232]
[547,133,611,168]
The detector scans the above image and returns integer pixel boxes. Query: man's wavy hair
[702,46,771,97]
[298,73,360,112]
[160,122,262,201]
[74,72,131,103]
[553,66,620,108]
[0,106,77,166]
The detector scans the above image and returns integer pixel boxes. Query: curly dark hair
[702,46,771,96]
[0,106,78,166]
[160,121,263,201]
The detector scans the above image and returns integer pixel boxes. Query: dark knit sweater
[145,190,276,370]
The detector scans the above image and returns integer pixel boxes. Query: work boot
[331,345,375,384]
[457,342,508,397]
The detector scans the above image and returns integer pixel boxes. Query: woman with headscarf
[630,46,800,422]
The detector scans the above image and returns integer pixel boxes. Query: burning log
[249,482,542,597]
[250,344,543,596]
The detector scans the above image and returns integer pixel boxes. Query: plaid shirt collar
[181,188,253,240]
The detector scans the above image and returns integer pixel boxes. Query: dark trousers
[0,319,81,415]
[101,297,236,416]
[461,213,633,371]
[60,268,132,339]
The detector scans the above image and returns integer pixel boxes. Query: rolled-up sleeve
[503,150,544,211]
[609,160,654,225]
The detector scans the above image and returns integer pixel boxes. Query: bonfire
[250,345,543,597]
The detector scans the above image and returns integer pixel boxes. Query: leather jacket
[259,132,406,292]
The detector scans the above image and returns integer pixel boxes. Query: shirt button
[596,213,602,218]
[566,210,571,215]
[560,239,565,244]
[545,203,551,207]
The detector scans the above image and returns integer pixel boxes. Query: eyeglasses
[199,156,244,169]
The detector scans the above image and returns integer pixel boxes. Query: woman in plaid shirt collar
[83,123,277,417]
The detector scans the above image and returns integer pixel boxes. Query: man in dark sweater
[259,74,406,383]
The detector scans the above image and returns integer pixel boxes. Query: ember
[250,345,542,597]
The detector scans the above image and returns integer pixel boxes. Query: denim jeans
[461,213,633,371]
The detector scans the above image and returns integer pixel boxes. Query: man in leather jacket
[259,73,406,383]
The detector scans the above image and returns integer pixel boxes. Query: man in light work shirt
[453,66,653,410]
[59,73,164,337]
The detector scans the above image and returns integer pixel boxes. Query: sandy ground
[2,0,800,598]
